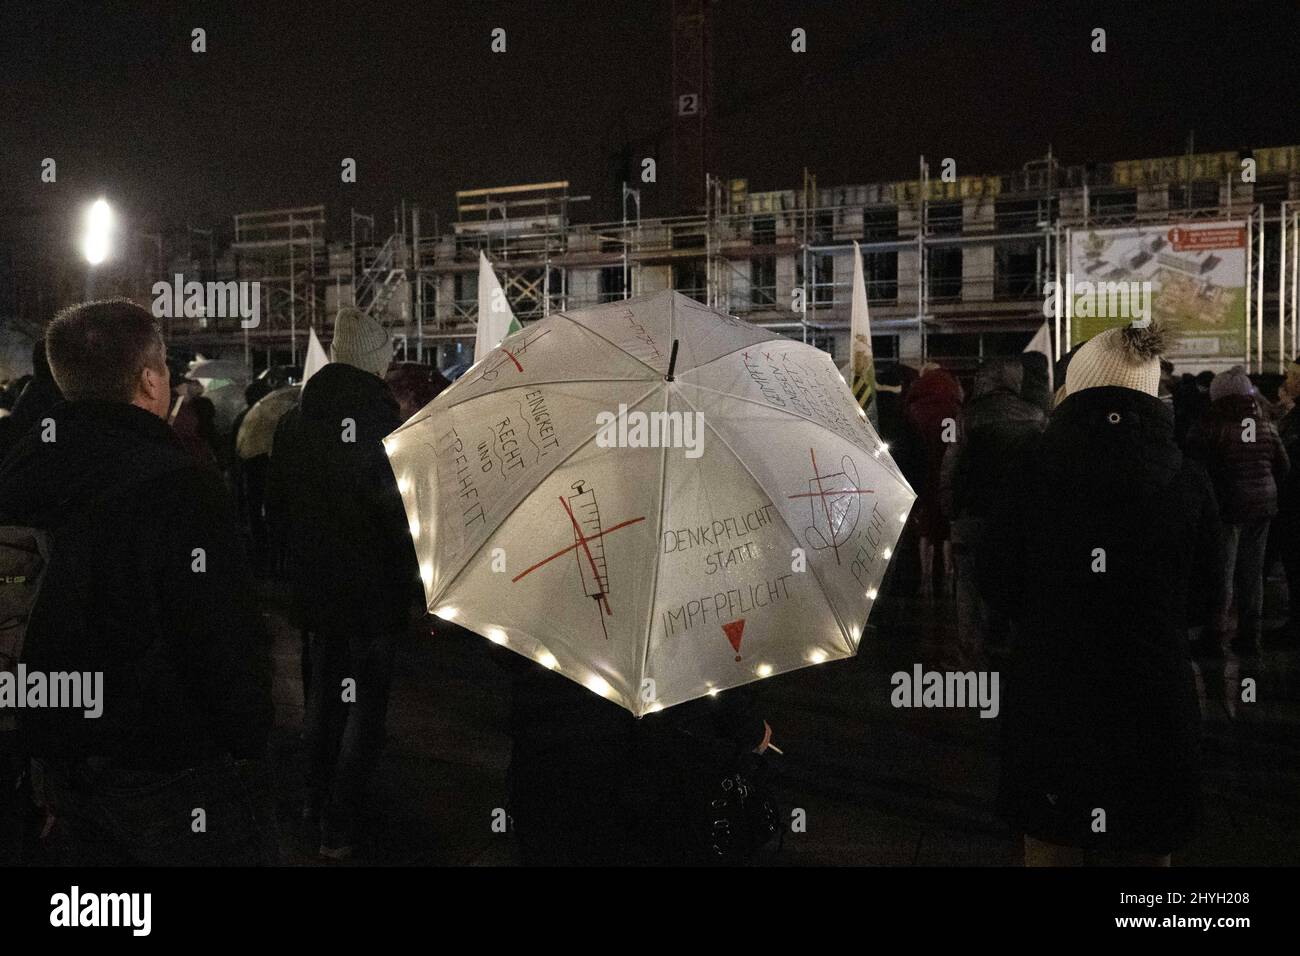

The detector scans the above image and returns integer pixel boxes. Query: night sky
[2,0,1298,235]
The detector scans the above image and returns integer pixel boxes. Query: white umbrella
[236,385,301,460]
[384,290,915,716]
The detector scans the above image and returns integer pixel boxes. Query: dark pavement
[263,577,1300,866]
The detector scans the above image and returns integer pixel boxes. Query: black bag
[701,752,781,864]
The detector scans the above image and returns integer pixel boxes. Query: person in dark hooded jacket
[267,306,417,859]
[0,300,274,865]
[0,340,64,463]
[1185,366,1289,657]
[1019,350,1053,415]
[980,324,1219,865]
[940,357,1045,661]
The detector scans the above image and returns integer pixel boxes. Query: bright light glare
[536,651,558,670]
[82,199,114,265]
[487,628,508,645]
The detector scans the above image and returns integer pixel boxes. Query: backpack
[0,526,51,732]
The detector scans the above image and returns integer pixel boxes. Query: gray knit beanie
[1209,365,1255,402]
[329,306,393,378]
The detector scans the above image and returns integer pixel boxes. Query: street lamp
[81,198,114,265]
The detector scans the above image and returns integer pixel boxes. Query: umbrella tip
[666,339,679,382]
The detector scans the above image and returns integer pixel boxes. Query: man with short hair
[0,299,275,865]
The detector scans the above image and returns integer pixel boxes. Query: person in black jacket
[267,306,417,859]
[940,357,1045,663]
[230,378,273,575]
[0,339,64,463]
[0,300,275,865]
[980,324,1220,866]
[1185,366,1289,657]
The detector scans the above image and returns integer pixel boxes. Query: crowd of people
[0,298,1295,867]
[0,299,774,867]
[877,325,1296,864]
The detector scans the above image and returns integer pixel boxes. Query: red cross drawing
[786,447,875,566]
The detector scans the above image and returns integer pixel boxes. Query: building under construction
[3,145,1299,380]
[137,143,1298,377]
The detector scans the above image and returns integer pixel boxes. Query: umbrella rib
[552,309,666,377]
[673,388,859,658]
[424,382,664,611]
[638,385,672,714]
[681,380,913,494]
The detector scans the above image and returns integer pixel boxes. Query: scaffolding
[230,205,327,369]
[141,145,1300,374]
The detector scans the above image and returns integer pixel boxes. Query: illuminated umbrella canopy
[384,290,915,716]
[236,385,301,460]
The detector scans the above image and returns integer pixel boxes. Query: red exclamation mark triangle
[721,619,745,662]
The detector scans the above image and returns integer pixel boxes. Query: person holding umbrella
[384,290,915,864]
[496,640,774,865]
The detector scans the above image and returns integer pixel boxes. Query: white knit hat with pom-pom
[1064,324,1165,398]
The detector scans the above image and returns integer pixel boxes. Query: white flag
[1023,320,1054,394]
[475,251,521,360]
[840,240,878,428]
[302,326,329,384]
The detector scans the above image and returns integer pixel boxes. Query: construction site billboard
[1069,220,1248,359]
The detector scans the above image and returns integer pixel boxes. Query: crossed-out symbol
[787,447,874,566]
[511,498,647,613]
[474,328,552,384]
